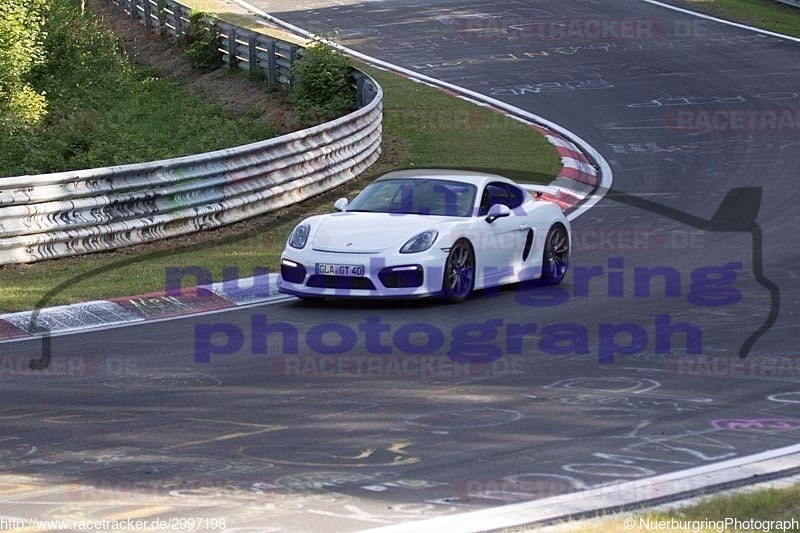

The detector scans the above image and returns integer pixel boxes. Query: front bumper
[277,248,448,299]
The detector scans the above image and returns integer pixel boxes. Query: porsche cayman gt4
[277,169,570,303]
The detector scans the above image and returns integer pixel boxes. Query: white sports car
[277,169,570,302]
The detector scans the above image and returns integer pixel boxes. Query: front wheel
[541,224,570,285]
[442,239,475,303]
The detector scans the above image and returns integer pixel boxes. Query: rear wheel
[442,239,475,303]
[541,224,569,285]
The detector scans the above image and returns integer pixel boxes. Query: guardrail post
[248,35,258,76]
[172,1,183,40]
[354,71,366,108]
[365,79,377,106]
[266,40,278,88]
[227,26,237,69]
[351,69,377,109]
[288,45,298,88]
[143,0,152,30]
[156,0,166,37]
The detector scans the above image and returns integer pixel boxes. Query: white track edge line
[357,444,800,532]
[640,0,800,43]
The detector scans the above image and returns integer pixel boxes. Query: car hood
[311,212,453,253]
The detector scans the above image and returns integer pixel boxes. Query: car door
[475,182,528,284]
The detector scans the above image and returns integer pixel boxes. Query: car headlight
[288,223,311,249]
[400,230,438,254]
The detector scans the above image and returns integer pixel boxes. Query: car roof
[374,169,516,187]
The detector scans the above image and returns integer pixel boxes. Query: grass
[670,0,800,37]
[370,65,560,181]
[557,482,800,532]
[0,62,561,312]
[35,72,279,171]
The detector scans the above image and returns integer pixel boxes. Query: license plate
[315,263,365,277]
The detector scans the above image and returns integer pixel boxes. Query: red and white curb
[523,124,599,212]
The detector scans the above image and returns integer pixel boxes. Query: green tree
[0,0,48,129]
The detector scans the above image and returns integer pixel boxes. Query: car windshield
[346,178,477,217]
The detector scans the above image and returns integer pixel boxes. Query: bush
[290,39,355,126]
[183,11,222,73]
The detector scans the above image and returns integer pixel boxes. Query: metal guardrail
[0,0,382,265]
[117,0,302,87]
[774,0,800,7]
[117,0,303,87]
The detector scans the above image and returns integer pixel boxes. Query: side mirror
[333,198,349,212]
[485,203,511,223]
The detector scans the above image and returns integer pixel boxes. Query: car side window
[478,183,508,216]
[479,182,517,215]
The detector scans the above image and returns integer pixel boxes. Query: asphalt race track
[2,1,799,531]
